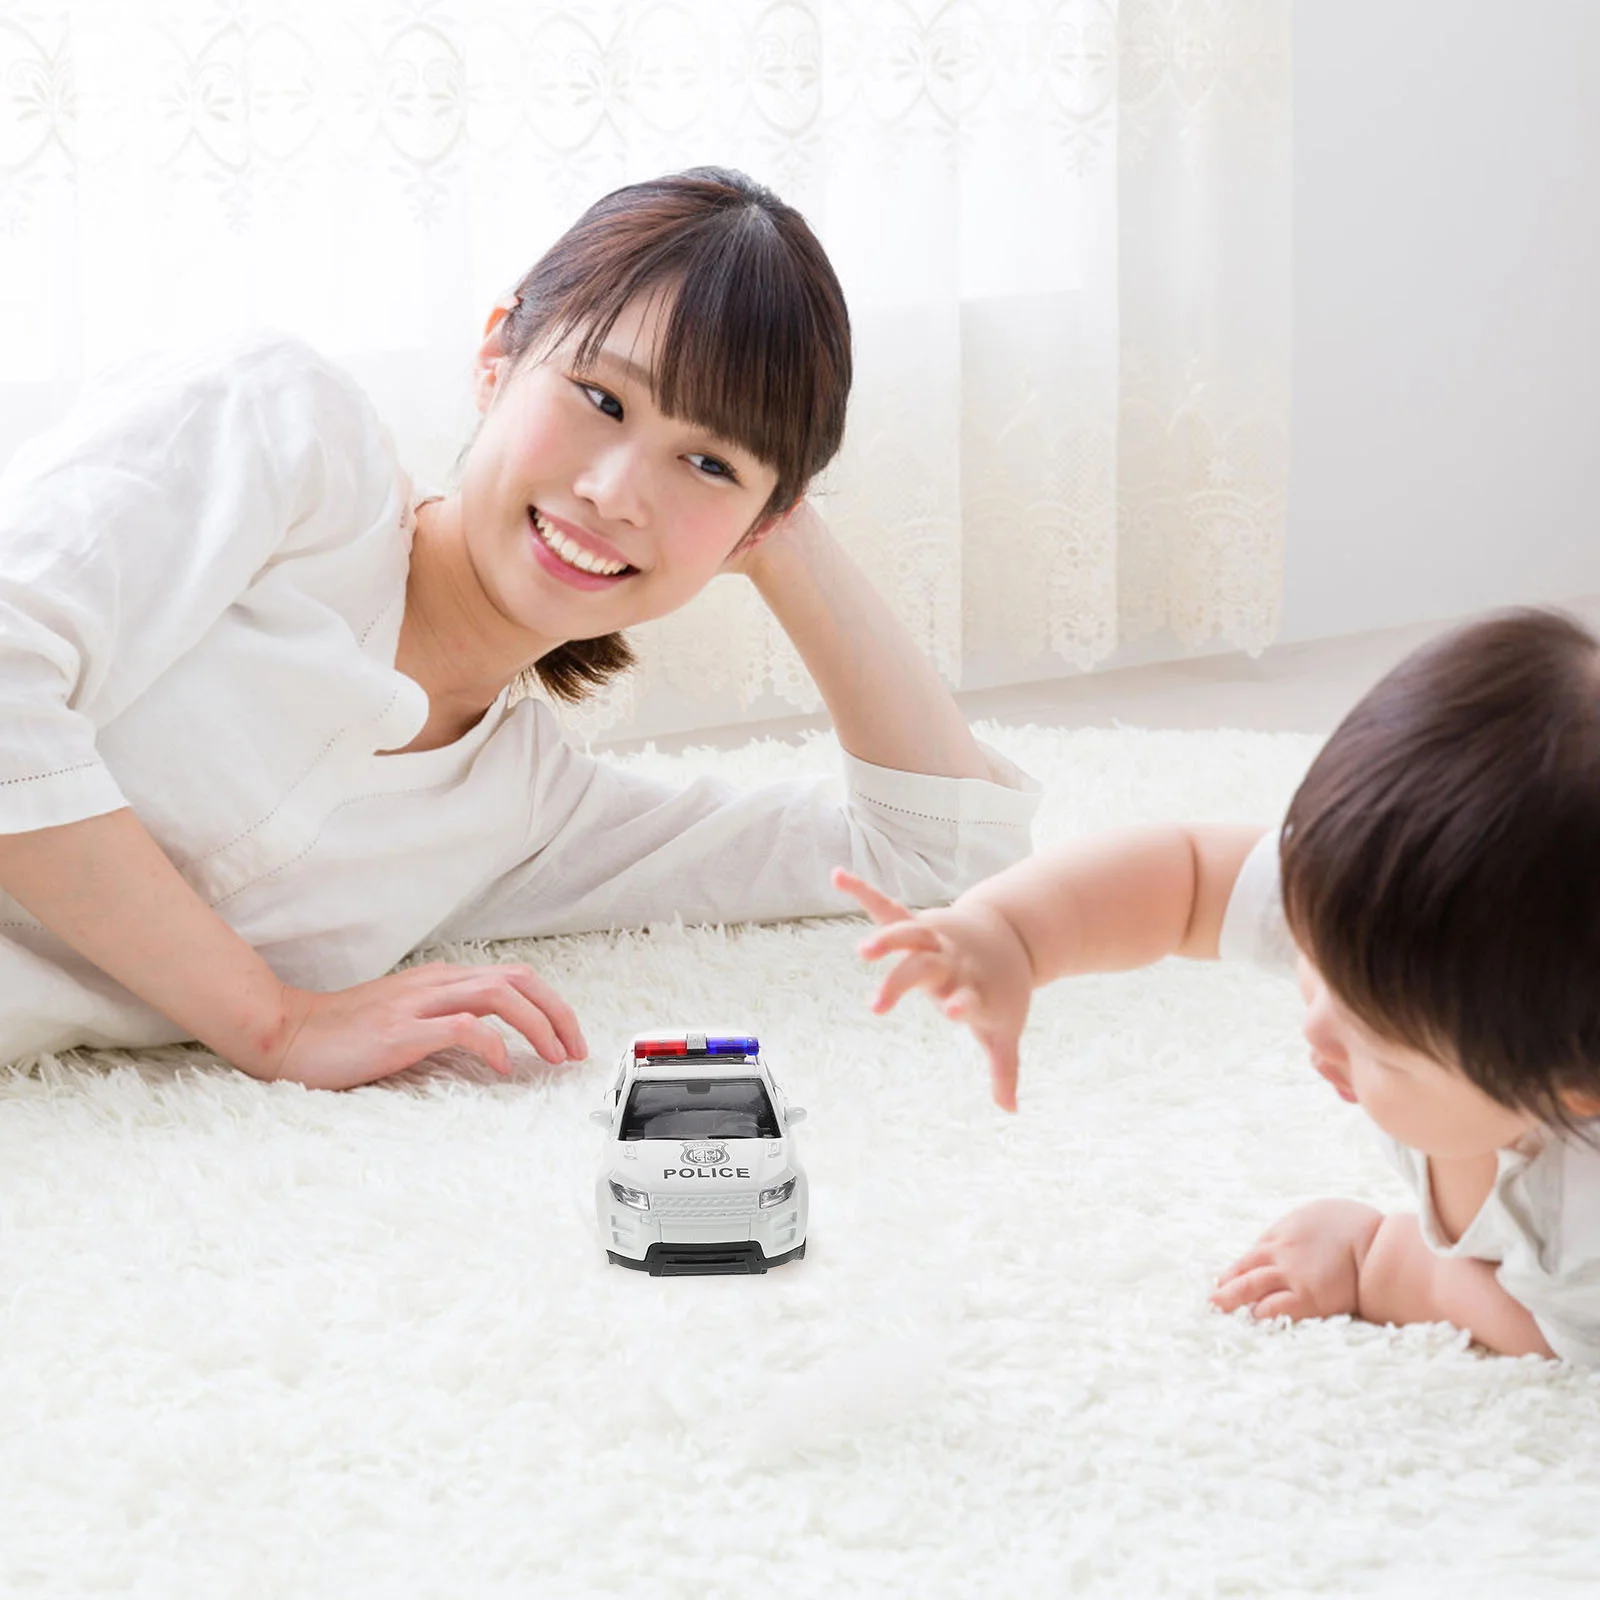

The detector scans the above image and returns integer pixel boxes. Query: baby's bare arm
[963,822,1267,984]
[1213,1198,1556,1358]
[839,822,1266,1110]
[1357,1213,1555,1357]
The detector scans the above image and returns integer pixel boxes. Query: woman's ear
[719,499,809,577]
[473,301,515,413]
[741,495,810,549]
[737,511,784,551]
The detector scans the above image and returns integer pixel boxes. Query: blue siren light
[706,1036,759,1056]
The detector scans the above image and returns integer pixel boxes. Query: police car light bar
[634,1035,758,1059]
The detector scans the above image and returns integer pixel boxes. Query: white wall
[605,1,1600,743]
[1282,0,1600,640]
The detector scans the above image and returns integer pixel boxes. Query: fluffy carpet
[4,724,1598,1599]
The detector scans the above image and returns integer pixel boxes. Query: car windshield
[620,1077,781,1141]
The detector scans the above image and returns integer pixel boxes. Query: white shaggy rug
[5,724,1599,1600]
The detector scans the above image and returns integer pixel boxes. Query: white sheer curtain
[0,0,1291,736]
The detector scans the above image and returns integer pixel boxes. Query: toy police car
[592,1032,809,1276]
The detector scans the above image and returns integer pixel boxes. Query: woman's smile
[527,505,638,591]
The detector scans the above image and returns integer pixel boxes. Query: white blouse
[1221,828,1600,1364]
[0,335,1040,1063]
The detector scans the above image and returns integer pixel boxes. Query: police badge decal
[681,1143,728,1167]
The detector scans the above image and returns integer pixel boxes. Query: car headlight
[759,1177,796,1209]
[609,1180,650,1212]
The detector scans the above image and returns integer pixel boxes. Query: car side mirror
[589,1109,611,1126]
[787,1106,807,1126]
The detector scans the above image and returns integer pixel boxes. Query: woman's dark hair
[495,166,853,704]
[1280,607,1600,1130]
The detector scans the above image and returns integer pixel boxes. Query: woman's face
[1295,954,1537,1157]
[456,292,781,648]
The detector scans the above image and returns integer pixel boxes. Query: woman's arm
[736,503,992,780]
[0,810,583,1086]
[0,810,292,1069]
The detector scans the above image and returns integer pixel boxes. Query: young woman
[0,167,1038,1090]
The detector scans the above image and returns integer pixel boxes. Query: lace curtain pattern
[0,0,1291,737]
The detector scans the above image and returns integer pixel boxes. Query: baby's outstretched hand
[1210,1199,1385,1323]
[832,866,1033,1112]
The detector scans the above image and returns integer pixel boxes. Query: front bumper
[607,1239,808,1276]
[598,1177,807,1272]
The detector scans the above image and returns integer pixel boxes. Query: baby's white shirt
[1220,829,1600,1364]
[0,334,1040,1063]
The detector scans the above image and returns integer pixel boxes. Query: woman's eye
[576,381,623,421]
[687,453,738,483]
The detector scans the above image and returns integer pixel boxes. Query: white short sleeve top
[1219,827,1600,1363]
[0,336,1040,1063]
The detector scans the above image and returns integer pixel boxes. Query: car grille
[652,1192,758,1219]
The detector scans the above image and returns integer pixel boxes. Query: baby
[836,608,1600,1361]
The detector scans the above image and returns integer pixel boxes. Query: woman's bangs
[554,254,821,505]
[650,259,813,489]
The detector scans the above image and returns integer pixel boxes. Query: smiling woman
[389,169,852,746]
[0,166,1040,1089]
[397,284,793,748]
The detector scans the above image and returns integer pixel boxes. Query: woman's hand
[245,961,589,1090]
[717,497,817,579]
[1210,1199,1385,1323]
[834,866,1034,1111]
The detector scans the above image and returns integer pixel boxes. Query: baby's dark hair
[500,166,852,704]
[1280,607,1600,1130]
